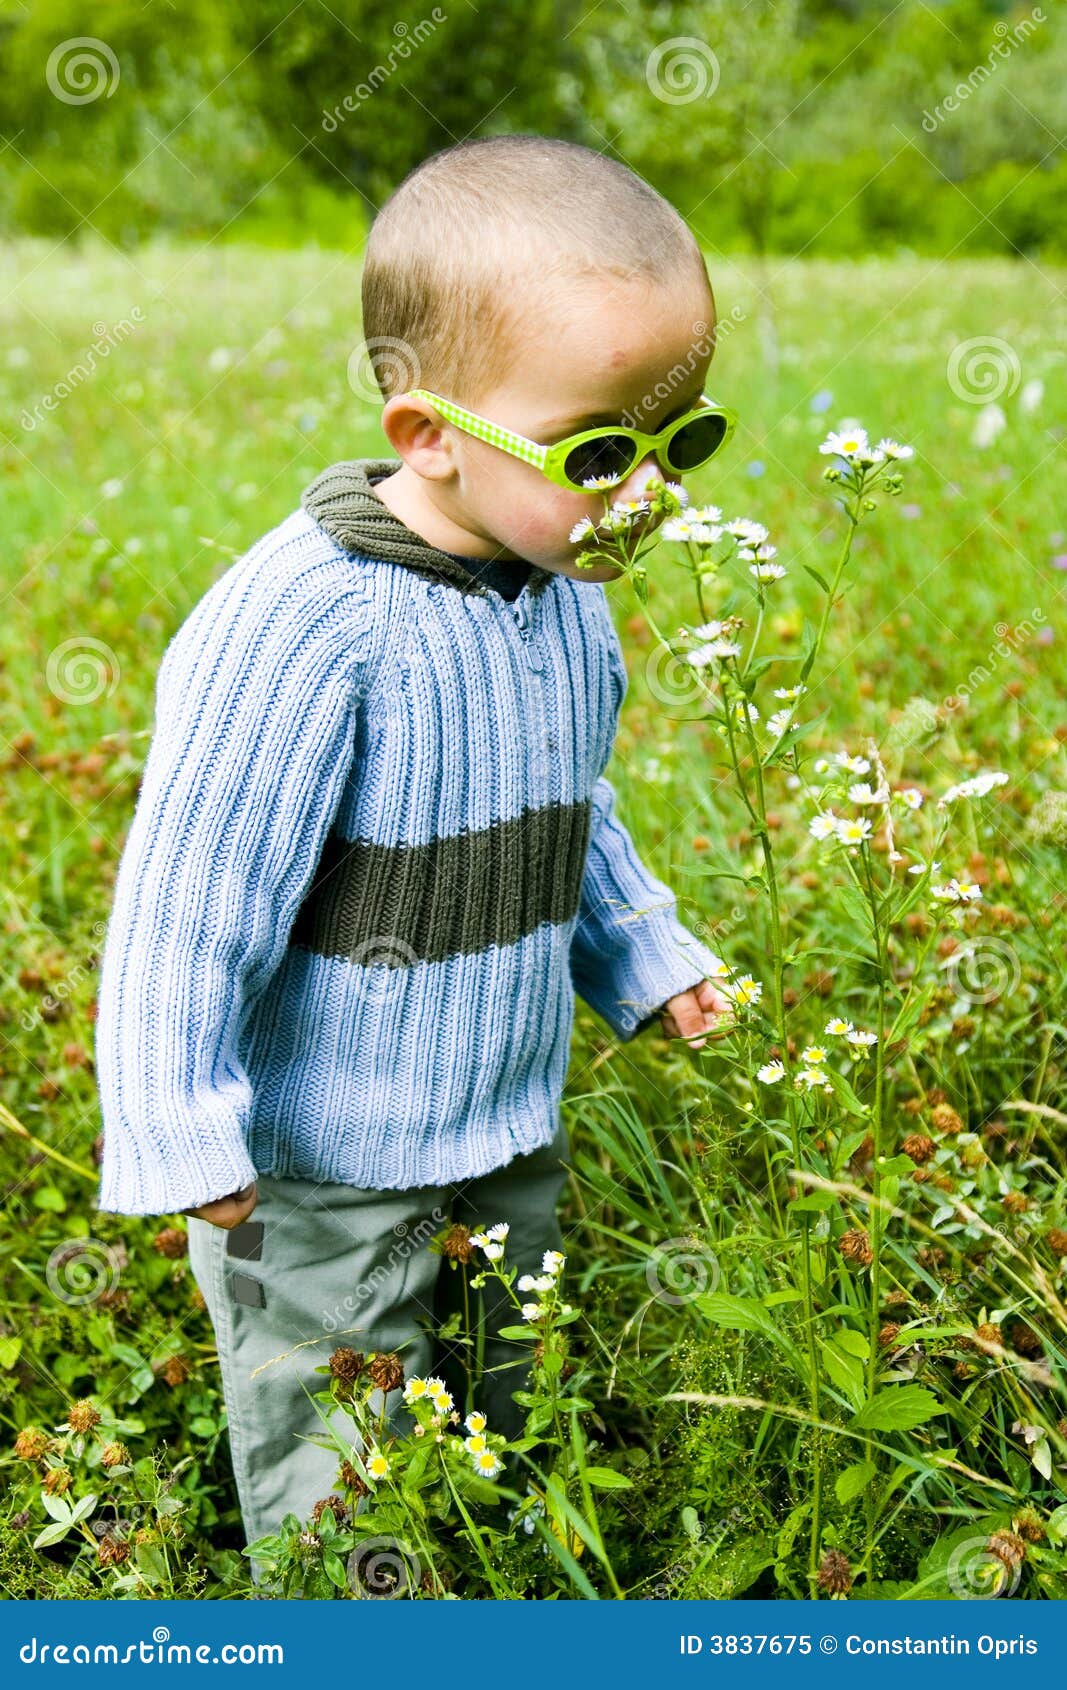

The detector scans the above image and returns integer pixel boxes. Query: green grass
[2,239,1066,1599]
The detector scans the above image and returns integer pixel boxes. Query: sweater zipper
[511,592,544,672]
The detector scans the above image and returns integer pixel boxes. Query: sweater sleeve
[93,533,378,1217]
[570,603,726,1042]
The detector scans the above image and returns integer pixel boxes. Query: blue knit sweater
[94,460,724,1216]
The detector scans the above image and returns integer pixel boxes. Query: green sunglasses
[407,388,737,493]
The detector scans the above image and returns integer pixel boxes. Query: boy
[94,135,733,1550]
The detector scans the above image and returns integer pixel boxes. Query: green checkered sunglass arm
[408,390,548,469]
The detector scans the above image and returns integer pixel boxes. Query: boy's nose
[617,451,671,504]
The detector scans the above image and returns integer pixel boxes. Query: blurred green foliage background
[1,0,1063,257]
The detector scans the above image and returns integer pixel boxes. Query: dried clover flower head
[67,1400,101,1435]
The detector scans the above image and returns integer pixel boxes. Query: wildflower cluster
[400,1376,505,1480]
[471,1229,574,1326]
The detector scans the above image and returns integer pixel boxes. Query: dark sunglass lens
[563,434,637,487]
[666,412,728,472]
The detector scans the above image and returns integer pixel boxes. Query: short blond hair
[361,135,712,405]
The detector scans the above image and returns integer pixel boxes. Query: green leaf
[0,1336,22,1369]
[790,1191,836,1214]
[32,1186,67,1213]
[582,1466,633,1490]
[695,1292,778,1337]
[495,1325,536,1342]
[33,1521,73,1549]
[40,1493,73,1523]
[775,1501,811,1562]
[802,563,831,593]
[188,1416,216,1438]
[851,1386,945,1433]
[69,1493,98,1524]
[818,1340,866,1412]
[834,1328,870,1361]
[835,1459,878,1504]
[134,1543,168,1588]
[1033,1439,1053,1482]
[323,1551,349,1590]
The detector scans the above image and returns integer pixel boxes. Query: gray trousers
[187,1121,569,1549]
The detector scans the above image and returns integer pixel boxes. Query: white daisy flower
[485,1223,510,1241]
[481,1242,505,1261]
[464,1433,488,1454]
[542,1250,565,1276]
[724,518,769,544]
[848,782,889,805]
[757,1060,786,1084]
[569,518,598,544]
[835,816,873,845]
[809,811,839,840]
[687,641,734,668]
[932,877,982,904]
[472,1450,504,1478]
[795,1067,834,1093]
[767,709,794,738]
[824,1017,853,1036]
[465,1411,487,1433]
[582,474,619,491]
[938,770,1008,807]
[801,1045,828,1065]
[819,428,871,460]
[875,438,913,460]
[835,753,871,775]
[731,976,763,1007]
[688,503,723,522]
[692,619,726,638]
[730,698,759,723]
[898,788,924,809]
[403,1377,430,1403]
[365,1449,390,1481]
[520,1302,545,1321]
[846,1028,878,1047]
[750,561,787,582]
[774,685,807,701]
[908,858,941,876]
[661,517,698,543]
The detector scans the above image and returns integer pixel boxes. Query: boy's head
[363,136,719,580]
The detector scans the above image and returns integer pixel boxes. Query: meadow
[2,239,1066,1598]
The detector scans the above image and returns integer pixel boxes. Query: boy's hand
[659,979,734,1049]
[183,1182,258,1230]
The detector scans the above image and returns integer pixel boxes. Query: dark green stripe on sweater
[289,798,593,966]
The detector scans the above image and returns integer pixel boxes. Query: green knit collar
[301,459,555,598]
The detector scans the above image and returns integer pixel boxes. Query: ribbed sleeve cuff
[581,907,726,1042]
[95,1133,259,1218]
[570,777,727,1042]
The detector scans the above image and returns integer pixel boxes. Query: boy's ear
[380,394,455,481]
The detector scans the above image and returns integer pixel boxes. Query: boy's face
[416,269,716,581]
